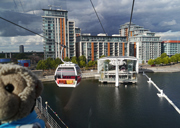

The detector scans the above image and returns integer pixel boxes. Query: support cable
[18,0,25,13]
[0,16,69,49]
[90,0,106,34]
[127,0,135,56]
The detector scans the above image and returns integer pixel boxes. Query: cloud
[161,20,177,26]
[0,35,43,52]
[156,30,180,40]
[1,0,180,52]
[0,11,42,37]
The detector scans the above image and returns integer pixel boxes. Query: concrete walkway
[139,63,180,73]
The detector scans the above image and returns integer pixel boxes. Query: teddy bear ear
[35,80,43,98]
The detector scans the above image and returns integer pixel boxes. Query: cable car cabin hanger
[54,62,82,88]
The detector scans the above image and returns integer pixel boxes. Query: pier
[143,72,180,114]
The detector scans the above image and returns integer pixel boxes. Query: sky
[0,0,180,52]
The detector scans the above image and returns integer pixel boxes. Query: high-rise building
[75,27,81,37]
[19,45,24,53]
[42,8,76,59]
[120,22,161,63]
[161,40,180,57]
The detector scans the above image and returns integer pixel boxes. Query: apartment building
[162,40,180,56]
[42,8,76,59]
[76,34,127,62]
[119,22,161,63]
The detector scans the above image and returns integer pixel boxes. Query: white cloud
[26,10,43,16]
[0,35,43,52]
[156,30,180,40]
[161,20,177,26]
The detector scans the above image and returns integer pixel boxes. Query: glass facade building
[162,40,180,56]
[42,9,76,59]
[119,22,161,63]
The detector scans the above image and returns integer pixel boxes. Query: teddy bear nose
[4,84,14,93]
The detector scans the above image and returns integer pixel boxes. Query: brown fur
[0,64,43,122]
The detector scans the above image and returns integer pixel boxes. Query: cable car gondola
[54,46,82,87]
[54,62,82,87]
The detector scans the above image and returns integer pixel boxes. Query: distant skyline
[1,0,180,52]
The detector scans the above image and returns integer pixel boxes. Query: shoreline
[36,63,180,82]
[139,63,180,73]
[39,67,180,82]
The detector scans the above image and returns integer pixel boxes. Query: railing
[82,72,99,78]
[99,77,137,82]
[99,71,137,82]
[36,96,62,128]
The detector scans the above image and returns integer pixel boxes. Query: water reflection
[42,73,180,128]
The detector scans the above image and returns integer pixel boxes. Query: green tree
[55,58,62,64]
[142,60,145,64]
[148,59,154,65]
[54,58,62,68]
[78,55,87,67]
[154,57,162,65]
[162,57,169,65]
[36,60,46,70]
[100,55,105,58]
[64,57,70,62]
[160,53,167,59]
[79,60,86,67]
[44,58,54,69]
[71,56,78,64]
[174,54,180,62]
[16,53,28,59]
[88,60,95,67]
[0,53,5,58]
[177,54,180,62]
[78,55,86,62]
[170,55,177,63]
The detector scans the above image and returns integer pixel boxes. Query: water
[41,73,180,128]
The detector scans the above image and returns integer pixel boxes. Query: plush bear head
[0,64,43,122]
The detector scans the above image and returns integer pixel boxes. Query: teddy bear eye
[4,84,14,93]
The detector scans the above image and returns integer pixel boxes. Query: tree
[36,60,46,70]
[16,53,27,59]
[54,58,62,68]
[44,58,54,69]
[160,53,167,59]
[174,54,180,62]
[162,57,169,65]
[154,57,162,65]
[71,56,78,64]
[100,55,105,58]
[78,55,86,67]
[142,60,145,64]
[0,53,5,58]
[148,59,154,65]
[88,60,95,67]
[170,55,177,63]
[64,57,70,62]
[79,60,86,67]
[55,58,62,65]
[78,55,86,62]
